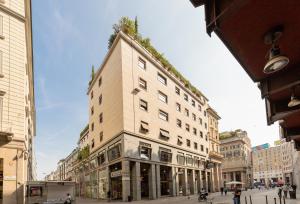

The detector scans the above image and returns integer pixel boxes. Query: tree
[91,65,95,80]
[135,16,138,35]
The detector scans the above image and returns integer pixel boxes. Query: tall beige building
[207,106,222,192]
[281,141,294,184]
[252,144,283,186]
[76,31,216,201]
[0,1,35,204]
[220,129,252,189]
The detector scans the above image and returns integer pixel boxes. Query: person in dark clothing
[220,187,224,195]
[224,187,228,195]
[233,187,241,204]
[107,190,111,202]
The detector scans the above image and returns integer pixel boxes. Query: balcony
[209,151,223,160]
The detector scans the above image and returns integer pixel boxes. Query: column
[122,160,131,202]
[191,170,195,194]
[211,167,215,192]
[205,171,208,191]
[216,165,220,190]
[149,164,157,199]
[200,171,203,189]
[184,168,189,195]
[172,167,178,196]
[156,164,161,198]
[193,170,198,194]
[132,162,141,201]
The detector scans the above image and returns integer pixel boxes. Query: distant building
[220,129,252,189]
[252,144,283,186]
[280,140,294,184]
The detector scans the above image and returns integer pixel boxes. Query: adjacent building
[252,144,283,186]
[207,106,223,192]
[220,129,252,189]
[0,1,35,204]
[280,140,294,184]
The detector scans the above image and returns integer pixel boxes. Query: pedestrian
[107,190,111,202]
[220,187,224,195]
[233,187,241,204]
[283,184,288,198]
[278,186,282,199]
[64,193,72,204]
[224,186,228,196]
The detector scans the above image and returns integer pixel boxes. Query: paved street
[76,189,300,204]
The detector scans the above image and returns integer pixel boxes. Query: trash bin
[289,190,296,199]
[128,195,132,202]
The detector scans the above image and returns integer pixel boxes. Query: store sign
[111,170,122,178]
[4,176,16,181]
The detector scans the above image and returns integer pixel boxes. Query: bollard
[245,196,248,204]
[274,197,277,204]
[283,196,286,204]
[279,196,282,204]
[266,195,268,204]
[250,195,253,204]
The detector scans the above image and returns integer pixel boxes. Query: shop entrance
[140,163,150,198]
[160,165,172,196]
[178,168,185,195]
[110,162,122,200]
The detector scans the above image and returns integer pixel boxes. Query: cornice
[0,4,25,22]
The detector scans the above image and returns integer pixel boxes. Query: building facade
[220,129,252,189]
[252,144,283,187]
[78,31,216,201]
[0,1,35,204]
[280,140,294,184]
[207,106,223,192]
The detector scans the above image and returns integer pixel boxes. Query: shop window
[186,155,193,166]
[140,121,149,133]
[108,144,121,161]
[159,148,172,162]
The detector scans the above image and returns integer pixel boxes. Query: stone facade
[0,1,35,204]
[220,130,252,189]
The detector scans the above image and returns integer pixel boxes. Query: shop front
[160,165,172,196]
[110,162,122,200]
[140,163,150,198]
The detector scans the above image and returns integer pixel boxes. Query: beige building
[281,140,294,184]
[207,106,222,192]
[220,129,252,189]
[0,1,35,204]
[75,30,217,201]
[252,144,283,186]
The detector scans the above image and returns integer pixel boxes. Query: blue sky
[32,0,279,179]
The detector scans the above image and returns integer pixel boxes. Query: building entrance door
[160,166,172,196]
[140,163,150,198]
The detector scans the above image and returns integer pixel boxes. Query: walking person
[224,186,228,196]
[220,187,224,195]
[233,187,241,204]
[283,184,288,198]
[64,193,72,204]
[278,186,282,199]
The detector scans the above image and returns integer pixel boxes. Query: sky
[32,0,279,180]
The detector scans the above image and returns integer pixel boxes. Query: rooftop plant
[80,124,89,138]
[77,145,90,161]
[107,17,203,99]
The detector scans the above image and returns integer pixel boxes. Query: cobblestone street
[76,189,300,204]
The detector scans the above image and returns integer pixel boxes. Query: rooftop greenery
[106,17,203,98]
[77,145,90,161]
[80,124,89,138]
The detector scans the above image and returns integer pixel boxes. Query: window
[199,118,203,125]
[192,113,196,121]
[176,119,182,128]
[157,72,167,85]
[177,153,185,165]
[201,145,204,152]
[194,142,198,150]
[206,148,209,154]
[91,91,93,99]
[191,100,195,107]
[99,94,102,105]
[177,136,183,146]
[186,155,193,166]
[184,94,188,101]
[158,91,168,103]
[186,139,191,147]
[193,128,197,135]
[99,113,103,123]
[184,108,189,117]
[99,132,103,142]
[185,123,190,132]
[91,123,94,131]
[91,106,94,115]
[97,152,105,165]
[138,57,146,70]
[140,121,149,133]
[204,111,207,116]
[98,77,102,87]
[200,131,203,138]
[176,103,181,112]
[159,129,170,140]
[159,148,172,162]
[140,143,152,160]
[108,144,121,161]
[91,139,95,148]
[175,86,180,95]
[198,105,202,112]
[205,123,207,129]
[139,77,147,90]
[140,99,148,111]
[205,135,208,141]
[159,110,168,121]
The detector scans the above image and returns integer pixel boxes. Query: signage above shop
[111,170,122,178]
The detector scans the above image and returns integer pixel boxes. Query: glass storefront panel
[160,165,172,196]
